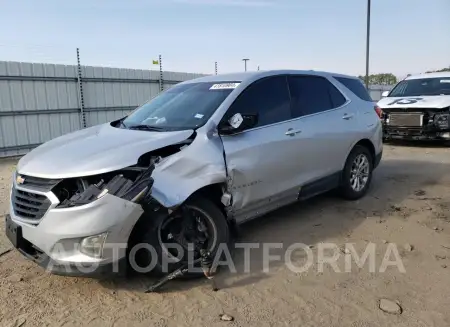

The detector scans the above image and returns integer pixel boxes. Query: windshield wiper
[128,124,166,131]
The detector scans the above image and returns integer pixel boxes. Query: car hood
[378,95,450,110]
[17,123,194,179]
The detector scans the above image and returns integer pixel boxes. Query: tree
[358,73,398,85]
[426,66,450,73]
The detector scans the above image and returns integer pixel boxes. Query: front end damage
[381,107,450,141]
[7,164,157,276]
[7,128,232,277]
[56,164,155,209]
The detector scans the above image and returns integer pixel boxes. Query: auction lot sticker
[210,83,240,90]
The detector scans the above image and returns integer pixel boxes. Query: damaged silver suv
[5,70,383,277]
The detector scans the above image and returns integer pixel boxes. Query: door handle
[342,113,354,120]
[285,128,302,136]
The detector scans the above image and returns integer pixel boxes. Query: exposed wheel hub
[160,207,214,262]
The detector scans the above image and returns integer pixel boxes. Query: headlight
[80,233,108,258]
[434,113,449,129]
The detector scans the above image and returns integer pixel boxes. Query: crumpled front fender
[150,131,227,208]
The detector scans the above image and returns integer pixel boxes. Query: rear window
[334,77,373,102]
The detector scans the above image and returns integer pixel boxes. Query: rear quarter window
[334,77,373,102]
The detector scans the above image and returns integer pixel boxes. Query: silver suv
[5,70,383,276]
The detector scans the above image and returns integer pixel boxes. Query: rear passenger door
[287,75,354,184]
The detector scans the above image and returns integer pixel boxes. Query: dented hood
[377,95,450,110]
[17,123,194,179]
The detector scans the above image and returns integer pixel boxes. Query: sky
[0,0,449,77]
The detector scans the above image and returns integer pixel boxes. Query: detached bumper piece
[382,110,450,140]
[145,249,217,293]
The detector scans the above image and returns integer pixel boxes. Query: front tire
[339,145,373,200]
[131,195,230,276]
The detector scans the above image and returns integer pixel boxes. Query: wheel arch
[345,138,376,168]
[186,182,228,208]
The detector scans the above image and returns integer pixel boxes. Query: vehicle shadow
[100,158,450,293]
[385,139,450,148]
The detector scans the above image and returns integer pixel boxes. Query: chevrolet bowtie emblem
[16,175,25,184]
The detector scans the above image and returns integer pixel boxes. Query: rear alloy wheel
[350,154,370,192]
[340,145,373,200]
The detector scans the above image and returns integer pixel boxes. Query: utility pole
[242,58,250,72]
[365,0,371,89]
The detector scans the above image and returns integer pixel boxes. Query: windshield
[389,77,450,97]
[122,82,238,131]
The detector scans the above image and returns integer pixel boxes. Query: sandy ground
[1,143,450,327]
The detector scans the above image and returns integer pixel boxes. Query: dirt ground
[1,143,450,327]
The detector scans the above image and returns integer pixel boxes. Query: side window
[225,76,291,128]
[328,82,347,108]
[288,76,345,117]
[334,76,373,101]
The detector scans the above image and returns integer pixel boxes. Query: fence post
[159,54,164,93]
[76,48,86,128]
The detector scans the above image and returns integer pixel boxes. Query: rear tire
[131,195,230,276]
[339,145,373,200]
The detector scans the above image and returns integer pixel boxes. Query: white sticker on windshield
[440,80,450,83]
[194,113,204,119]
[210,83,240,90]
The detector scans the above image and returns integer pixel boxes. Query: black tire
[130,195,230,276]
[339,145,373,200]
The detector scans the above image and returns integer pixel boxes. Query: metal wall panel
[0,60,207,157]
[369,85,394,101]
[0,61,81,157]
[85,110,131,127]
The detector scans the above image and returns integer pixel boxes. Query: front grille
[17,174,61,191]
[12,186,51,222]
[388,113,422,127]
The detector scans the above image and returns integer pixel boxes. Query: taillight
[374,105,383,119]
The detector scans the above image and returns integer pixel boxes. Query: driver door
[220,75,302,223]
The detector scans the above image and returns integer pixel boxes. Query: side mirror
[218,113,258,135]
[381,91,390,98]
